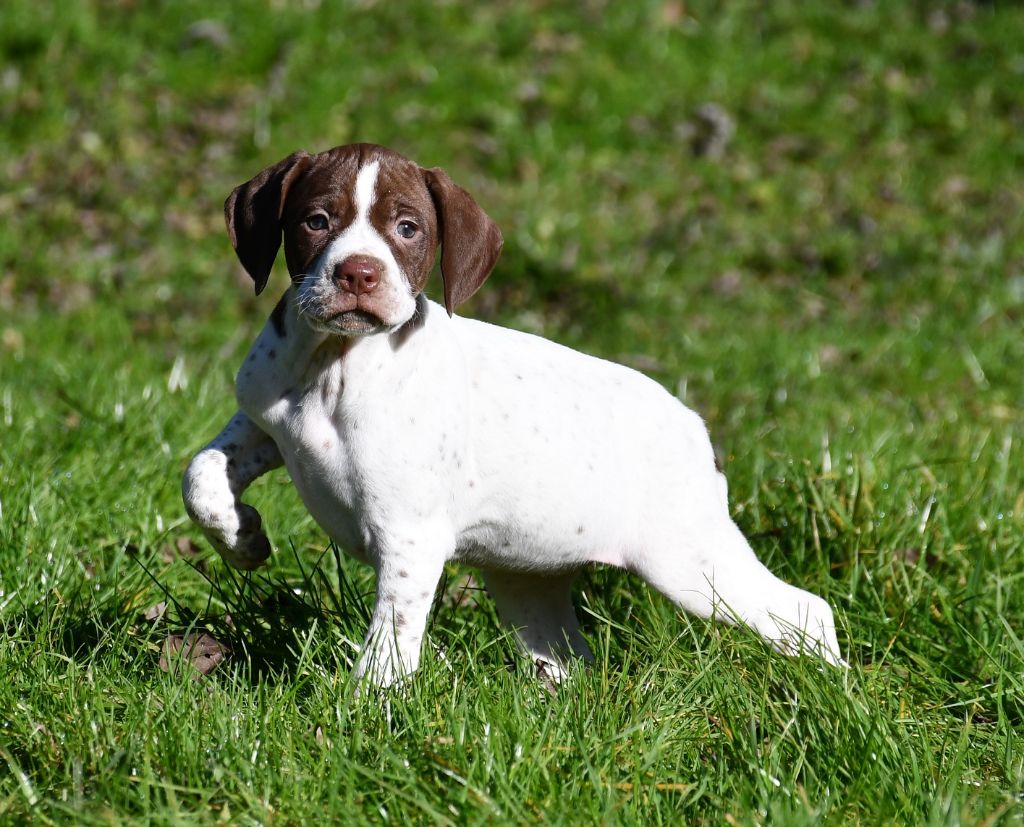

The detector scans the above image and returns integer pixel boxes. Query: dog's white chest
[286,416,364,545]
[237,319,461,562]
[254,376,369,556]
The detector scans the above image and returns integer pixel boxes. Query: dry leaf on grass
[144,601,168,622]
[159,632,229,678]
[161,537,203,563]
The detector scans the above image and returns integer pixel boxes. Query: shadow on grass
[4,543,377,686]
[16,542,521,690]
[142,542,378,683]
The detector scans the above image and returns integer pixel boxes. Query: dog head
[224,143,503,335]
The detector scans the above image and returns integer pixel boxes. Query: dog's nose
[332,255,382,295]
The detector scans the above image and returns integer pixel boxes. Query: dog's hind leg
[634,517,844,665]
[483,569,594,682]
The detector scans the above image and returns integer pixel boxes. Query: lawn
[2,0,1023,823]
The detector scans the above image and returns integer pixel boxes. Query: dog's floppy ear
[423,167,503,316]
[224,151,313,295]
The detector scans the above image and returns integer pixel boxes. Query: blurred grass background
[1,0,1023,823]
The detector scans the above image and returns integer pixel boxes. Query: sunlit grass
[2,0,1022,822]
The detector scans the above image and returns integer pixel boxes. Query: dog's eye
[396,220,418,239]
[306,214,329,231]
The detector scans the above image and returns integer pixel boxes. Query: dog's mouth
[296,280,409,337]
[317,309,385,335]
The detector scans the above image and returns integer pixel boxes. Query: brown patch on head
[226,143,502,315]
[270,148,438,332]
[277,145,440,290]
[279,146,362,279]
[368,156,439,293]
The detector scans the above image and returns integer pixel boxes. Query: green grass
[2,0,1023,822]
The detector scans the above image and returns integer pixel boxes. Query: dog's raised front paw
[207,503,272,570]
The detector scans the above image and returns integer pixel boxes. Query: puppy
[183,143,842,686]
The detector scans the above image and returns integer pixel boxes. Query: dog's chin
[308,309,388,337]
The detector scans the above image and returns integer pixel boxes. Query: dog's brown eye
[306,214,329,231]
[396,220,418,239]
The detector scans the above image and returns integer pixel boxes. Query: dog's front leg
[182,411,282,570]
[354,533,450,688]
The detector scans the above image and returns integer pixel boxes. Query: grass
[2,0,1023,822]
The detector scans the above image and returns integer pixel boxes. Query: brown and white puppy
[184,143,843,688]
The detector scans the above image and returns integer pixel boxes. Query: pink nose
[332,255,382,295]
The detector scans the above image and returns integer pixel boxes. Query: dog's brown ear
[423,167,503,315]
[224,151,313,295]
